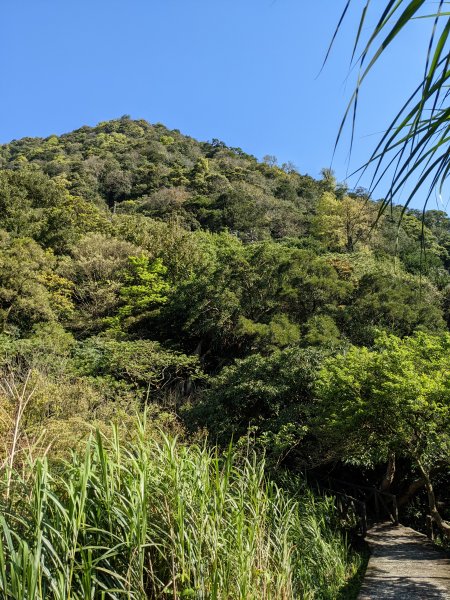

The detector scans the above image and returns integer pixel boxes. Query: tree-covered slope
[0,117,449,545]
[0,116,448,431]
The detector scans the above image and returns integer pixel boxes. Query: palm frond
[333,0,450,211]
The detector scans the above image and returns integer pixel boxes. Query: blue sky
[0,1,439,208]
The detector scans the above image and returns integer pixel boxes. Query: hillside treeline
[0,117,449,596]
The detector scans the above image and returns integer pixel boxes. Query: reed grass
[0,422,359,599]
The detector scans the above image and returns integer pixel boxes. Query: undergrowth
[0,422,360,599]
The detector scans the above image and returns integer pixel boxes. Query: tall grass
[0,423,358,599]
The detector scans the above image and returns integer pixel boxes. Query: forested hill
[0,115,449,457]
[1,114,450,573]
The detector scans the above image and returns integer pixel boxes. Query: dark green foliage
[341,271,445,345]
[74,336,202,397]
[187,347,324,468]
[0,117,449,417]
[1,118,450,545]
[0,118,448,359]
[0,169,109,251]
[1,117,450,593]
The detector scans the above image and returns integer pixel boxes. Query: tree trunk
[417,461,450,540]
[380,452,396,492]
[397,477,426,507]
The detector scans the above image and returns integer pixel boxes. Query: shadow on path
[358,522,450,599]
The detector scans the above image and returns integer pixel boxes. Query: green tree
[316,331,450,538]
[75,336,202,400]
[341,270,446,344]
[216,188,266,240]
[311,192,377,252]
[0,231,65,332]
[69,233,143,333]
[187,346,324,468]
[0,169,109,252]
[107,255,170,332]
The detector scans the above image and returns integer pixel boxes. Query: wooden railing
[321,486,368,536]
[316,477,400,537]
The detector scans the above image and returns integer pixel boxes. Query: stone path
[358,522,450,599]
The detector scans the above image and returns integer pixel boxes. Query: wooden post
[392,495,399,525]
[426,515,434,540]
[374,491,380,520]
[360,502,368,537]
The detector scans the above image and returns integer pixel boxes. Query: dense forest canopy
[1,116,450,455]
[0,117,449,596]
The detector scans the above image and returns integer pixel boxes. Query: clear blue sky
[0,1,439,208]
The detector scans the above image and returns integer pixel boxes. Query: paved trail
[358,522,450,599]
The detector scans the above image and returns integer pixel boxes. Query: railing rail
[325,477,399,525]
[320,485,368,537]
[313,476,400,538]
